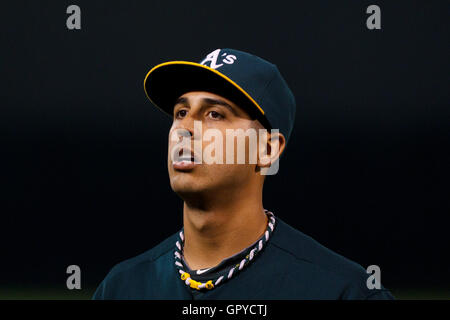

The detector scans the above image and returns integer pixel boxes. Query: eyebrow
[202,98,235,113]
[174,97,188,106]
[174,97,235,113]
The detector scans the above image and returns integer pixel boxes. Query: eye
[207,110,224,120]
[175,109,188,119]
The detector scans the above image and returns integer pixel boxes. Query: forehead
[177,91,235,106]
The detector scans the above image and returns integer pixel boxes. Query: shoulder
[270,217,366,278]
[268,217,394,299]
[92,231,179,299]
[108,231,178,277]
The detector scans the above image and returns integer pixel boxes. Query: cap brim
[143,61,268,125]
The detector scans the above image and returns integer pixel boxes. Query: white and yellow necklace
[173,209,276,291]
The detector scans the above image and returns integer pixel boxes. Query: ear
[257,129,286,174]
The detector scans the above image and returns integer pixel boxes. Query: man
[92,48,394,299]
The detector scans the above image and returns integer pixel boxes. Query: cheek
[221,136,259,165]
[201,125,259,164]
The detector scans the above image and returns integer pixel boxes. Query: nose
[172,111,196,135]
[171,110,206,142]
[169,114,197,163]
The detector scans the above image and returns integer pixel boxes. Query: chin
[170,175,226,200]
[170,174,201,194]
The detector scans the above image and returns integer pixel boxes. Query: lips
[172,148,200,171]
[173,160,195,171]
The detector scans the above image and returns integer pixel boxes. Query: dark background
[1,1,449,298]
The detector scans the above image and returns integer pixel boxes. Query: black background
[1,0,449,297]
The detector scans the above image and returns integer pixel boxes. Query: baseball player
[92,48,394,299]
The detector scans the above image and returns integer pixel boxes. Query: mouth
[172,149,199,171]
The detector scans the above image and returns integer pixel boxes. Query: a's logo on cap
[200,48,237,70]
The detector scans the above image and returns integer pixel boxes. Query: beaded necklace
[173,209,276,291]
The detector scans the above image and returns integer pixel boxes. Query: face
[167,91,265,199]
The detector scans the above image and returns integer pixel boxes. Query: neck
[181,184,268,270]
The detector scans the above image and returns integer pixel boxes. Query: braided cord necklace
[173,209,276,291]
